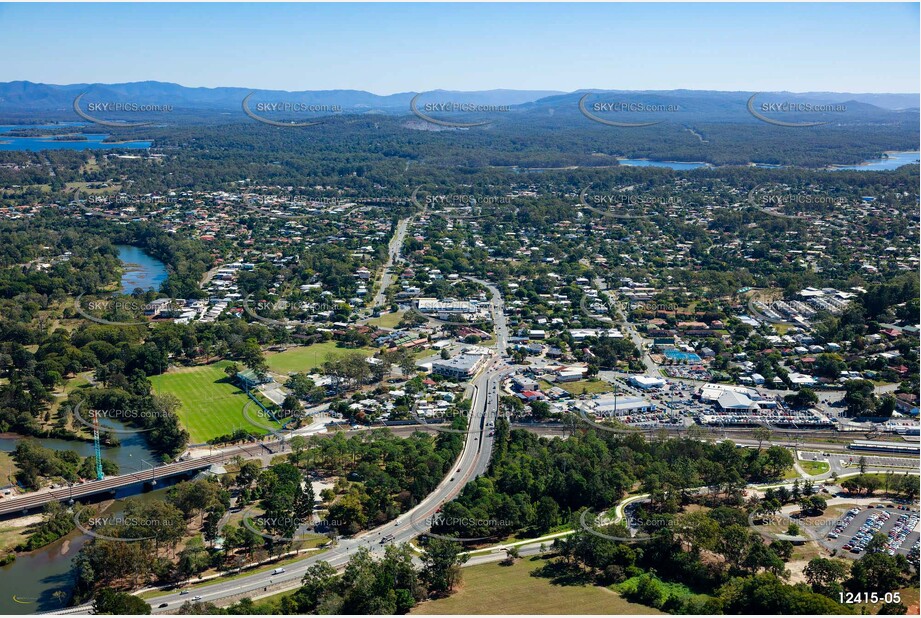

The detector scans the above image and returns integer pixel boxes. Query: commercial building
[590,396,654,417]
[698,383,761,403]
[417,298,477,314]
[629,376,666,390]
[432,353,489,379]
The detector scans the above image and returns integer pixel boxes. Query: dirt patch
[784,559,810,584]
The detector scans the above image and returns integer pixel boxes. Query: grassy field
[149,361,277,443]
[800,460,830,475]
[0,451,17,488]
[411,557,662,615]
[367,310,405,329]
[265,342,374,375]
[855,587,920,615]
[555,380,614,396]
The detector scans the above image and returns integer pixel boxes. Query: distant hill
[0,81,914,118]
[0,81,563,113]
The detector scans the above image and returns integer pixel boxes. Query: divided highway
[145,286,513,612]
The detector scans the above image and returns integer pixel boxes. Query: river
[0,485,182,614]
[117,245,169,294]
[0,246,172,611]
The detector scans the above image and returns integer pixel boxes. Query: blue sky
[1,3,918,93]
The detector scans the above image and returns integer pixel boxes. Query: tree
[282,394,304,418]
[288,435,308,465]
[784,388,818,409]
[422,538,468,596]
[535,495,560,533]
[283,561,338,613]
[203,506,224,547]
[93,588,151,614]
[240,338,268,379]
[762,446,794,479]
[843,379,876,417]
[848,552,908,593]
[223,362,240,379]
[804,558,849,597]
[752,426,773,450]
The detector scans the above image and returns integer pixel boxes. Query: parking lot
[825,504,919,558]
[837,454,920,469]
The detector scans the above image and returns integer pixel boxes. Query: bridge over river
[0,441,277,517]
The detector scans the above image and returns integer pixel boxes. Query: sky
[0,3,918,93]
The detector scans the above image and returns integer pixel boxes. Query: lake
[617,159,711,170]
[0,125,151,151]
[831,150,920,171]
[117,245,168,294]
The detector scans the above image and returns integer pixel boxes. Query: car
[272,568,286,575]
[192,596,203,601]
[179,590,190,596]
[158,603,169,608]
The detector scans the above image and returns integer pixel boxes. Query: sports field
[150,361,279,443]
[410,557,662,615]
[265,342,374,375]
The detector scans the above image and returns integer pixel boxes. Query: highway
[142,285,513,612]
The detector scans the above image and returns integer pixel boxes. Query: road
[467,277,509,354]
[144,372,510,614]
[369,216,411,311]
[142,285,511,612]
